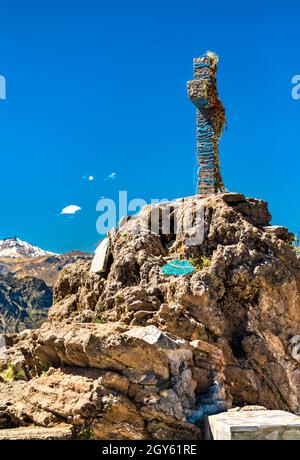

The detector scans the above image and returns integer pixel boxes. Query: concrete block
[206,410,300,440]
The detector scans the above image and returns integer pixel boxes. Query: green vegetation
[39,370,49,378]
[80,427,94,440]
[94,315,104,324]
[189,257,201,271]
[33,361,51,378]
[189,255,212,271]
[94,303,106,323]
[0,363,26,382]
[97,303,105,312]
[201,255,212,268]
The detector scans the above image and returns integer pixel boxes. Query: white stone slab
[206,410,300,440]
[90,237,110,274]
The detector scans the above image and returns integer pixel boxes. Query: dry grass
[206,50,219,68]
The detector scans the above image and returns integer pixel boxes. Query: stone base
[205,410,300,440]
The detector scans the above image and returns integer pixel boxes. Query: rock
[186,381,227,424]
[47,193,300,414]
[221,194,271,227]
[0,323,208,439]
[263,226,294,244]
[0,424,73,440]
[92,393,148,440]
[26,323,193,381]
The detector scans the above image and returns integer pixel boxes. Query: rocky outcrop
[49,193,300,414]
[0,192,299,439]
[0,322,228,439]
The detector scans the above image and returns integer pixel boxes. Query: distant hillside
[0,273,52,333]
[0,238,92,332]
[0,251,92,288]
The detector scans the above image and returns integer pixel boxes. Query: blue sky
[0,0,299,253]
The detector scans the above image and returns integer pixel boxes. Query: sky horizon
[0,0,299,254]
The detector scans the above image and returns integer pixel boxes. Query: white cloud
[106,172,116,180]
[60,205,82,215]
[82,175,94,181]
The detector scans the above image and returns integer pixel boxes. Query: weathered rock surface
[0,322,224,439]
[0,425,73,440]
[48,193,300,413]
[0,192,299,439]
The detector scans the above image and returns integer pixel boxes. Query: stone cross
[188,52,226,194]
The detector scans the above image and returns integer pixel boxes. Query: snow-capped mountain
[0,237,57,258]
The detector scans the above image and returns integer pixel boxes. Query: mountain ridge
[0,237,56,259]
